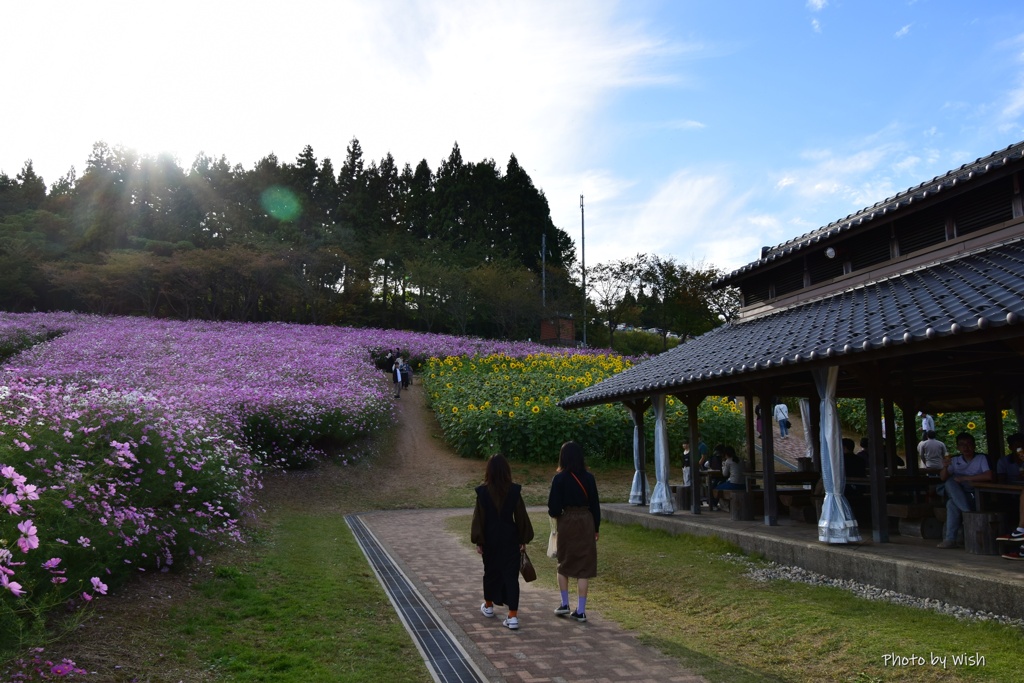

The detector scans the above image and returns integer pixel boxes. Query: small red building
[540,314,575,346]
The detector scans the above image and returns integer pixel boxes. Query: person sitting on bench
[710,445,745,511]
[937,432,991,549]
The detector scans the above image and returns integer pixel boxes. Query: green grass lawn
[169,515,430,682]
[447,514,1022,682]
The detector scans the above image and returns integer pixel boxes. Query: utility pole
[580,194,586,347]
[540,232,546,308]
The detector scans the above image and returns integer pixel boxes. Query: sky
[4,0,1024,274]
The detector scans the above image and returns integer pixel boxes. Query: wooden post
[744,393,756,473]
[809,385,822,472]
[865,390,889,542]
[883,397,898,473]
[684,395,702,514]
[983,393,1003,469]
[897,397,919,476]
[759,390,778,526]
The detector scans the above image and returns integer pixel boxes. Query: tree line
[0,140,738,345]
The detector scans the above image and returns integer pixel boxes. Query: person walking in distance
[773,400,790,439]
[392,358,403,399]
[547,441,600,622]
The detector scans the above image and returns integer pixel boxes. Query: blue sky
[3,1,1024,273]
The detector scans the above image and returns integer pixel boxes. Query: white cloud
[806,0,828,11]
[779,145,896,202]
[582,170,764,271]
[0,0,678,192]
[811,18,822,34]
[665,119,707,130]
[894,24,912,38]
[892,155,921,173]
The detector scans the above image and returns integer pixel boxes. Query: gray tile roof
[715,140,1024,287]
[560,237,1024,409]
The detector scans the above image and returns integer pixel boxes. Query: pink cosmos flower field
[0,312,584,661]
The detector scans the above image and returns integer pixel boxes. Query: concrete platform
[604,503,1024,620]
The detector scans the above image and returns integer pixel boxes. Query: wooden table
[846,475,938,503]
[697,469,722,504]
[971,482,1024,512]
[746,470,820,491]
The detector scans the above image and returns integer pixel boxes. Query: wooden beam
[759,391,778,526]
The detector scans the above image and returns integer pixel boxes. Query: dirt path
[375,380,484,504]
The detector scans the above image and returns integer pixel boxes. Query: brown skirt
[556,507,597,579]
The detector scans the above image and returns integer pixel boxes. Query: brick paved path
[361,508,706,683]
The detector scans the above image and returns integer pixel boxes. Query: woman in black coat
[471,454,534,630]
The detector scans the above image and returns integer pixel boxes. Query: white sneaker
[480,602,494,618]
[503,616,519,630]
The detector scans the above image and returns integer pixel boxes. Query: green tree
[590,255,644,348]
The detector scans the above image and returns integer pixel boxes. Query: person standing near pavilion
[920,410,936,441]
[917,430,948,470]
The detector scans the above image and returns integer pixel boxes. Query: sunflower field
[835,399,1018,454]
[423,353,746,463]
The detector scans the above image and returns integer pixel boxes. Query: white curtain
[628,408,650,505]
[814,366,861,543]
[649,394,674,515]
[799,398,814,461]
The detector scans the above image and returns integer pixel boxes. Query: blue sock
[577,597,587,613]
[560,590,569,606]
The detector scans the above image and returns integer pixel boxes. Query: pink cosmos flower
[1,492,22,515]
[17,519,39,553]
[17,483,39,500]
[90,577,108,595]
[1,573,25,596]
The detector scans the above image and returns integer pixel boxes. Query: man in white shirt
[920,411,936,440]
[936,433,992,548]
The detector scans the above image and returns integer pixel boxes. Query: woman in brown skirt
[546,441,600,622]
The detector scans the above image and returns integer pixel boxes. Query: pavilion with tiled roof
[560,140,1024,544]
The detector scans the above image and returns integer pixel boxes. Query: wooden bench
[720,489,764,521]
[887,503,942,539]
[778,490,816,523]
[972,482,1024,514]
[669,484,692,510]
[963,511,1006,555]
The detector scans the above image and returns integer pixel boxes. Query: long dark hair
[557,441,585,476]
[484,453,512,510]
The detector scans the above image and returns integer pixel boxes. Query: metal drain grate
[346,514,487,683]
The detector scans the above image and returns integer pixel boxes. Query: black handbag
[520,549,537,582]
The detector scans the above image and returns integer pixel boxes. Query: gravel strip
[722,552,1024,629]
